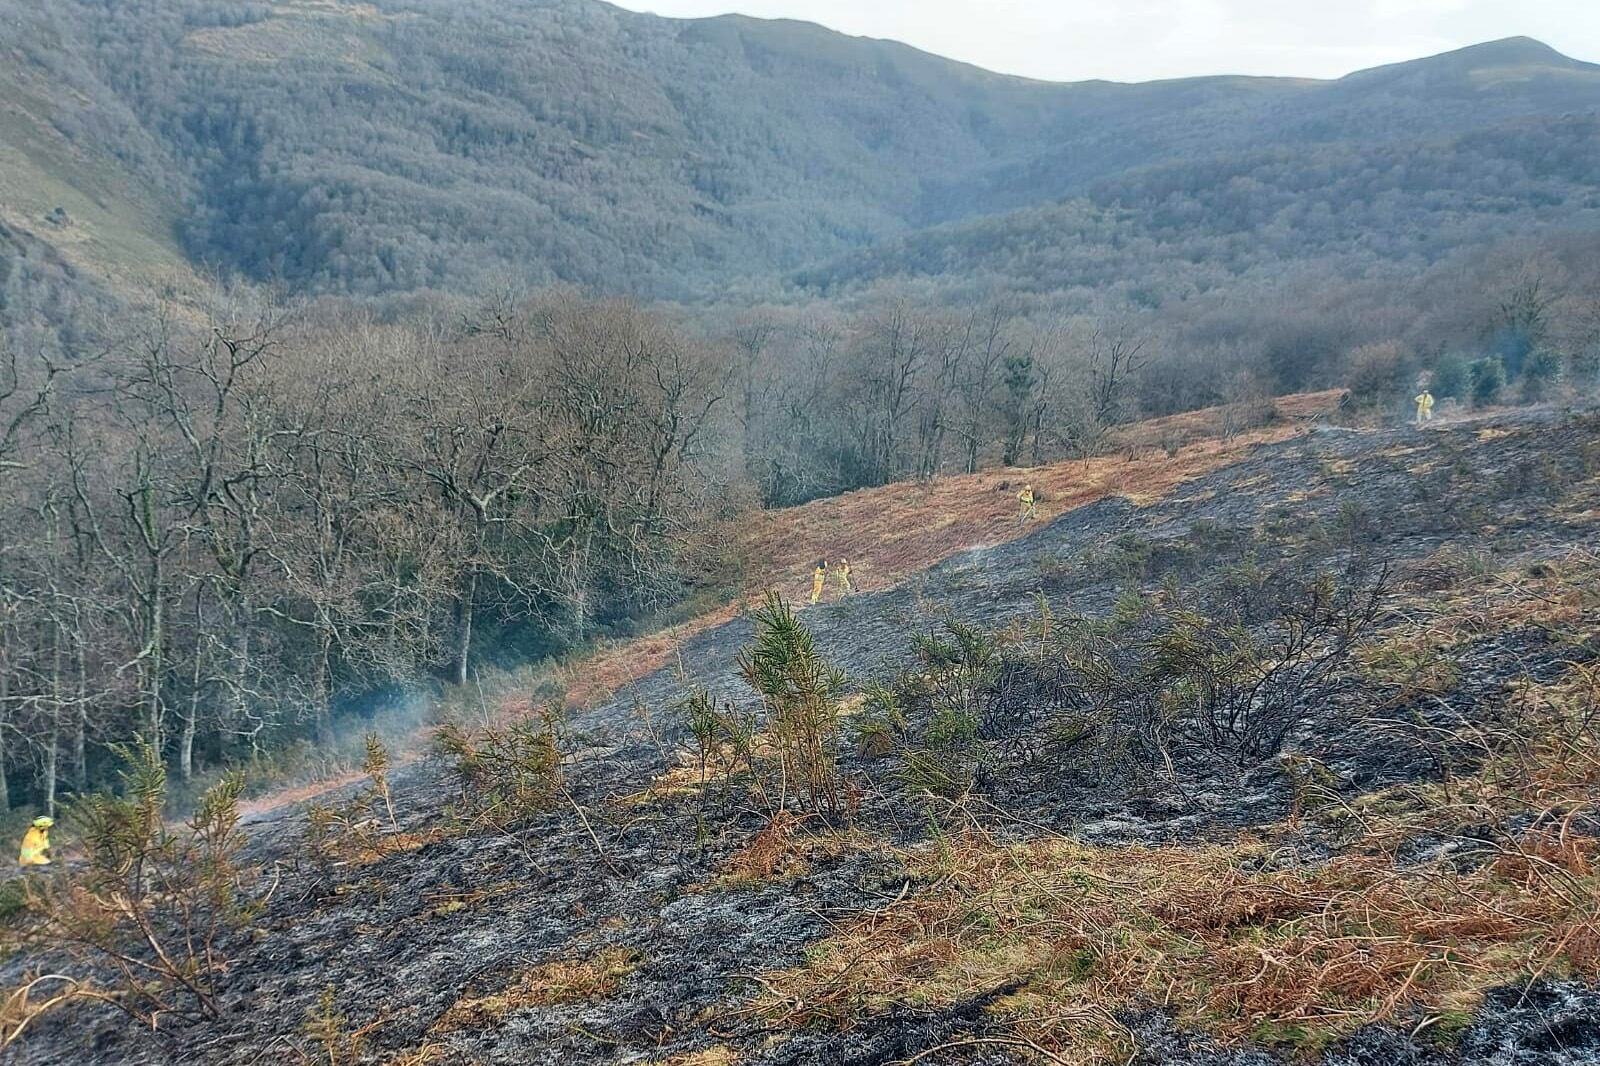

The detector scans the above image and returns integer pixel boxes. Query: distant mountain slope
[0,7,196,315]
[0,0,1596,302]
[0,0,1085,297]
[935,37,1600,221]
[798,112,1600,299]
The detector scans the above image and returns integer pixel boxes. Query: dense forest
[799,114,1600,299]
[1,0,1600,816]
[1,0,1598,301]
[0,290,736,816]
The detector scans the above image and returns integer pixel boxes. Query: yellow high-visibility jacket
[18,826,51,867]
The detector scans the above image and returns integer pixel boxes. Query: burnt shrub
[882,550,1389,806]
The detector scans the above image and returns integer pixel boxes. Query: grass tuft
[433,946,640,1032]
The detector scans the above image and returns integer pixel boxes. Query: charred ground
[6,408,1600,1065]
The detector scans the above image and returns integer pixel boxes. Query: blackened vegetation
[4,411,1600,1064]
[917,553,1391,798]
[595,410,1600,826]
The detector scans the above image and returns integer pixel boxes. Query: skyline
[609,1,1600,83]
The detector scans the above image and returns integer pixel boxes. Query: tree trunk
[0,656,10,815]
[44,717,59,816]
[229,593,252,761]
[73,642,88,793]
[314,631,334,748]
[145,555,165,751]
[454,566,478,687]
[180,592,203,782]
[46,624,61,814]
[179,715,195,781]
[180,663,200,782]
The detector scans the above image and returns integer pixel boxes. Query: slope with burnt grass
[559,391,1343,713]
[4,404,1600,1066]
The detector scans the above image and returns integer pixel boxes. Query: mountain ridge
[0,0,1595,310]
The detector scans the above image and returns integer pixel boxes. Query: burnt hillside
[8,408,1600,1065]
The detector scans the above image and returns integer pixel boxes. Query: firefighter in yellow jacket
[836,558,854,596]
[810,559,827,605]
[1414,390,1435,425]
[1017,484,1037,526]
[18,816,53,868]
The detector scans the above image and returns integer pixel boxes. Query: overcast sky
[609,1,1600,82]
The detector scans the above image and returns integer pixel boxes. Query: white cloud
[608,0,1600,81]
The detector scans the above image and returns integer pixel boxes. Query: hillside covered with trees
[1,0,1597,302]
